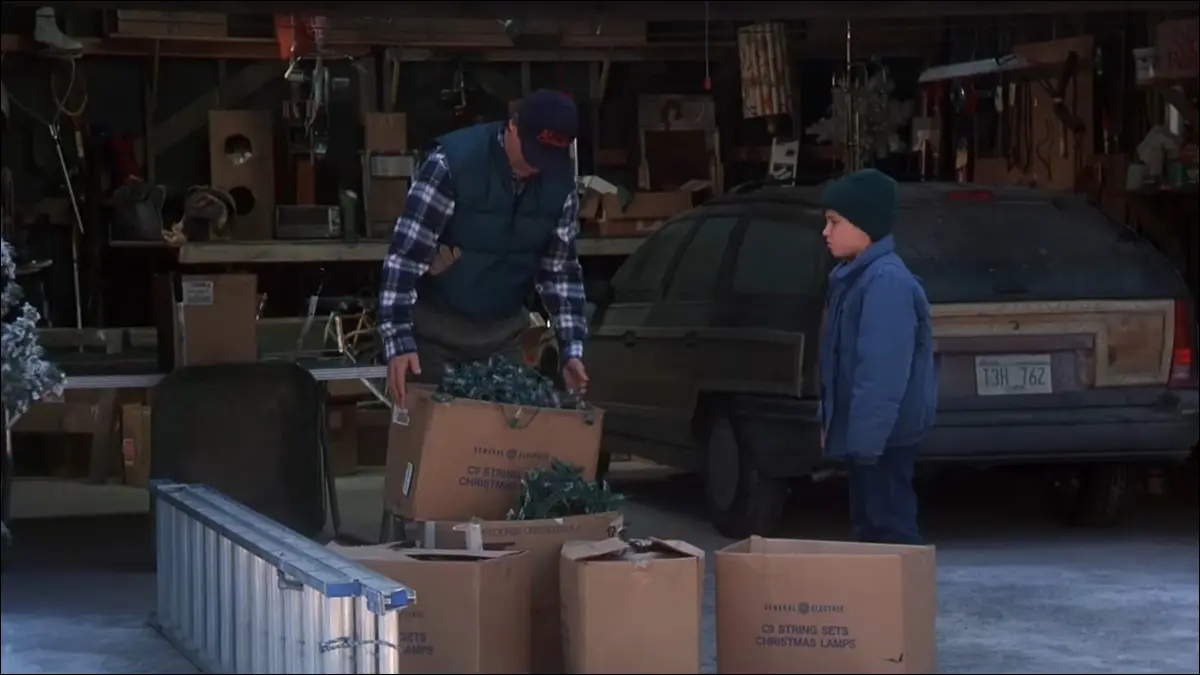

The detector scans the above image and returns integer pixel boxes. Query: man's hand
[388,353,422,409]
[428,244,461,276]
[562,358,589,395]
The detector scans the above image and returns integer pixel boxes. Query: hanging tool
[1005,81,1034,174]
[280,14,361,161]
[440,65,471,123]
[1037,51,1087,159]
[1035,118,1055,183]
[1,53,88,328]
[48,120,84,329]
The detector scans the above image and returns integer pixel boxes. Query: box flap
[647,537,706,559]
[579,175,619,194]
[451,521,484,551]
[677,178,713,193]
[562,537,629,561]
[601,191,692,221]
[328,541,522,563]
[409,383,600,417]
[563,537,704,563]
[421,512,624,550]
[718,535,933,557]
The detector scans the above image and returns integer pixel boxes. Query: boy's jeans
[847,443,924,545]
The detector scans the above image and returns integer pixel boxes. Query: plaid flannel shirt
[378,130,587,364]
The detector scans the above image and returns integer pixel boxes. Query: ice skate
[33,7,83,57]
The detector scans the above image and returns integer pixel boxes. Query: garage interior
[1,2,1194,496]
[0,3,1197,674]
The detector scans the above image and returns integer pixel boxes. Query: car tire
[594,452,612,483]
[1049,463,1129,528]
[703,412,788,539]
[0,520,9,573]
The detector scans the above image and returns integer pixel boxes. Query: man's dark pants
[847,443,924,545]
[410,300,528,383]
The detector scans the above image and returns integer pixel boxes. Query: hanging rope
[0,53,88,129]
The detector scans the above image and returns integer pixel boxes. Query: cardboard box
[153,273,259,371]
[365,113,408,152]
[417,512,623,674]
[120,403,153,488]
[578,177,707,237]
[560,538,705,673]
[208,110,275,240]
[14,390,114,435]
[330,541,531,673]
[367,177,410,236]
[384,385,604,522]
[328,405,359,476]
[716,537,937,674]
[1155,18,1199,81]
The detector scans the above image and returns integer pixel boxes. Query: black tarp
[151,362,327,538]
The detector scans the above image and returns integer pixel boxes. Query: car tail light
[948,189,994,202]
[1169,299,1196,388]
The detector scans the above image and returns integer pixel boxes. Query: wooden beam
[381,48,400,113]
[175,237,645,264]
[13,2,1200,20]
[1,33,369,60]
[2,34,931,62]
[140,60,285,162]
[394,42,934,63]
[142,39,160,181]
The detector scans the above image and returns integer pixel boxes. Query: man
[818,168,937,546]
[379,90,589,409]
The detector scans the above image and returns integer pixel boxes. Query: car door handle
[622,330,637,347]
[683,331,698,348]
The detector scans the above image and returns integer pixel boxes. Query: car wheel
[703,412,788,538]
[594,452,611,483]
[0,520,9,573]
[1049,463,1129,528]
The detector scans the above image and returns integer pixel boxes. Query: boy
[818,169,937,545]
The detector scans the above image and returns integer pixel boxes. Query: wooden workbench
[168,237,646,264]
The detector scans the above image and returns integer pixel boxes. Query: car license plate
[974,354,1053,396]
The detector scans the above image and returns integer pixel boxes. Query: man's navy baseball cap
[515,89,577,174]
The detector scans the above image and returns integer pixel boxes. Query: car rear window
[732,215,828,296]
[895,200,1181,301]
[666,216,739,302]
[610,218,695,300]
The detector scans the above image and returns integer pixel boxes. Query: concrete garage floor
[1,470,1197,674]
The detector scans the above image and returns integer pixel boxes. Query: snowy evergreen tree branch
[2,238,65,424]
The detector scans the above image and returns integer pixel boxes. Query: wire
[50,57,87,118]
[0,53,87,129]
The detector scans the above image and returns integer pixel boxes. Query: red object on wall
[274,15,328,61]
[107,135,142,190]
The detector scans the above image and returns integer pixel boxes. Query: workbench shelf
[153,237,647,265]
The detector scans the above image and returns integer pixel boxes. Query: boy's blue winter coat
[819,235,938,462]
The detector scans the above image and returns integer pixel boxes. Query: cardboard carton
[560,537,705,673]
[327,405,359,476]
[384,385,604,522]
[329,541,531,673]
[364,112,408,152]
[417,512,623,674]
[578,177,708,238]
[153,273,259,371]
[120,403,153,488]
[716,537,937,674]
